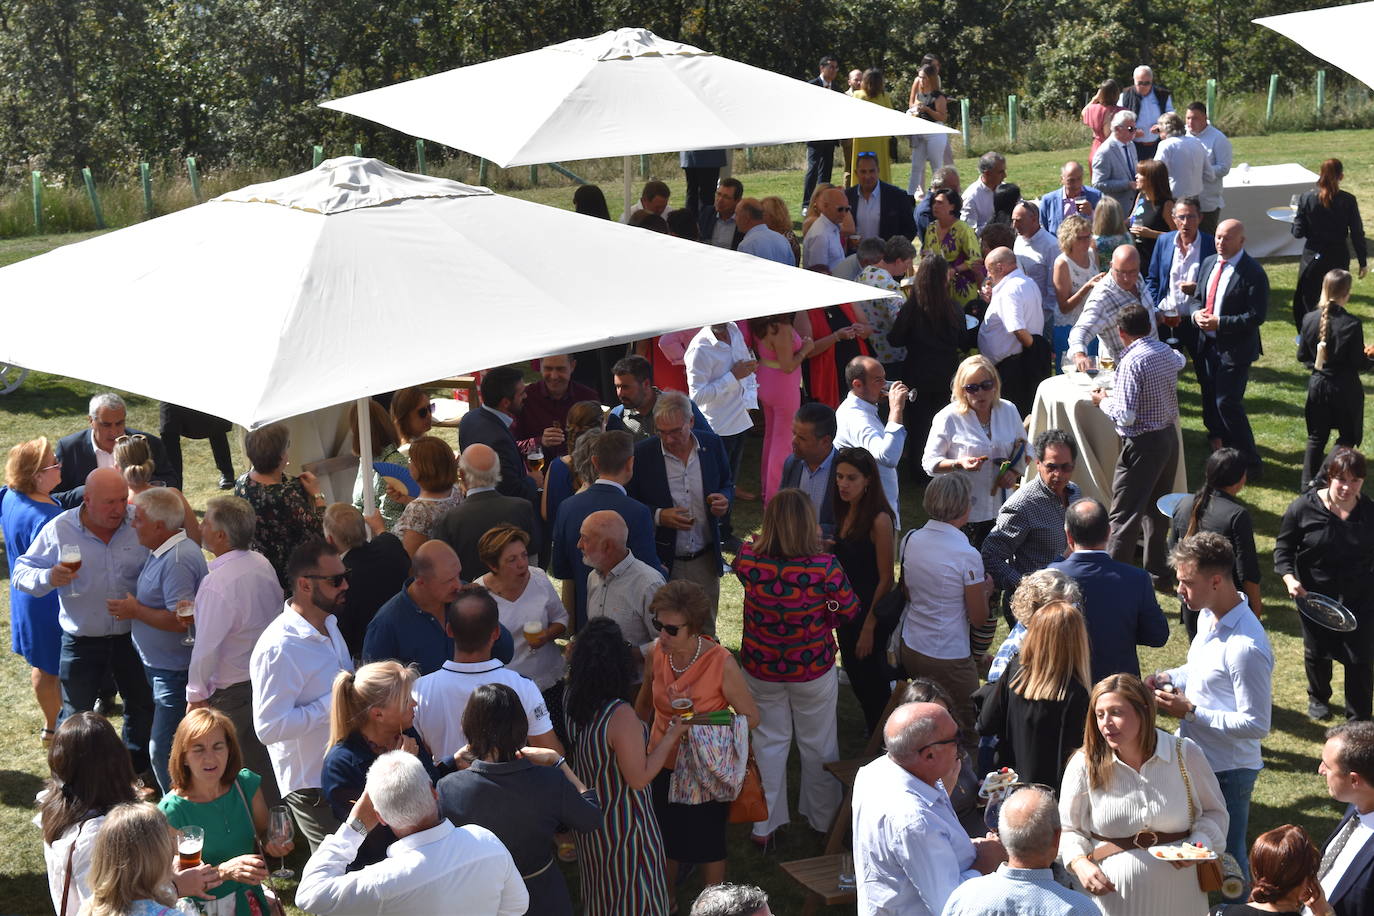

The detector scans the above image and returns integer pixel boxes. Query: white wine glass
[268,805,295,878]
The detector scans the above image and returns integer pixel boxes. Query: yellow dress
[849,90,894,185]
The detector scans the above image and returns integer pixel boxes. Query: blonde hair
[950,355,1001,412]
[1092,196,1127,237]
[168,708,242,792]
[329,661,419,748]
[1009,600,1091,701]
[113,435,154,490]
[1315,268,1354,371]
[753,488,821,558]
[4,436,50,494]
[760,196,794,235]
[84,803,176,916]
[1081,674,1158,790]
[1056,214,1091,254]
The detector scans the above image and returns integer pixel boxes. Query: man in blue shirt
[108,486,208,792]
[14,468,153,774]
[363,540,462,675]
[736,197,795,266]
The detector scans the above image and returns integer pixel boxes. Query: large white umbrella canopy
[1254,2,1374,89]
[321,27,953,215]
[0,156,894,430]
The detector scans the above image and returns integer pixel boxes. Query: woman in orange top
[636,581,759,903]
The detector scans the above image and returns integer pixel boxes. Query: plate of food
[1148,843,1217,862]
[1296,592,1358,633]
[978,767,1019,799]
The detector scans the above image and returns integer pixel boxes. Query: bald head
[584,510,628,546]
[411,539,463,605]
[458,443,500,491]
[884,701,956,781]
[986,246,1018,283]
[1216,218,1245,259]
[999,786,1061,867]
[578,509,629,573]
[83,468,129,531]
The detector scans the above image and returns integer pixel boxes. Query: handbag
[1177,735,1224,893]
[872,529,916,624]
[727,747,768,824]
[233,780,288,916]
[670,715,749,805]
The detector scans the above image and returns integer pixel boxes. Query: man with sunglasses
[1116,65,1173,161]
[853,702,1005,915]
[251,539,354,852]
[1090,110,1140,214]
[801,186,851,272]
[53,391,178,508]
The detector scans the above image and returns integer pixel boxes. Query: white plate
[1156,492,1191,518]
[1148,844,1217,862]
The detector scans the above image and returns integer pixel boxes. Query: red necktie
[1203,259,1227,316]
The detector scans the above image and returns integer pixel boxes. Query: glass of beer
[523,620,544,645]
[59,543,82,597]
[526,447,544,474]
[1159,305,1181,347]
[177,599,196,647]
[177,825,204,869]
[268,806,295,878]
[1099,352,1116,373]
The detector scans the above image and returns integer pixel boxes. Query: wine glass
[59,543,82,597]
[177,599,196,647]
[1158,305,1180,347]
[268,806,295,878]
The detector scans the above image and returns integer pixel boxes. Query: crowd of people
[0,52,1372,916]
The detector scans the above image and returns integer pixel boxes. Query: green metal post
[1008,95,1018,143]
[960,98,971,152]
[1317,70,1327,116]
[1206,79,1217,120]
[354,143,363,158]
[186,157,202,203]
[529,164,538,186]
[746,146,755,169]
[479,158,489,185]
[639,154,648,178]
[141,162,153,219]
[31,171,42,233]
[82,167,105,229]
[313,145,324,168]
[415,139,427,175]
[1266,74,1279,123]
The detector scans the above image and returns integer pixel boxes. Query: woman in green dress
[158,709,293,916]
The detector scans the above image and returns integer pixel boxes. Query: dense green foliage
[0,0,1367,178]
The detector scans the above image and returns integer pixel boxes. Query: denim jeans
[1215,766,1261,897]
[146,666,189,793]
[59,633,154,774]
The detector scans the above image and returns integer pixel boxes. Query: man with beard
[251,539,355,852]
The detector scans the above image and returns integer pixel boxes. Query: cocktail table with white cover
[1025,373,1186,506]
[1221,163,1318,258]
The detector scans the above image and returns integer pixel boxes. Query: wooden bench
[779,854,856,912]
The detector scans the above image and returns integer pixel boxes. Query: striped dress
[569,699,669,916]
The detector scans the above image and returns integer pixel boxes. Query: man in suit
[1190,219,1269,478]
[626,391,733,628]
[1049,498,1169,683]
[1090,112,1139,214]
[1039,161,1102,237]
[1144,196,1215,360]
[698,177,744,249]
[845,152,917,242]
[54,392,178,507]
[323,503,411,660]
[607,355,711,441]
[458,366,541,507]
[432,444,537,581]
[781,404,838,533]
[1318,720,1374,916]
[551,430,664,630]
[803,55,846,213]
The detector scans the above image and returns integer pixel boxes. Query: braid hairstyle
[1314,268,1353,371]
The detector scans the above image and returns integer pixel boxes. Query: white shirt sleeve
[922,410,955,476]
[293,827,369,915]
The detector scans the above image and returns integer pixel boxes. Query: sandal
[40,727,55,746]
[557,840,578,863]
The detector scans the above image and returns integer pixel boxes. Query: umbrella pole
[356,394,377,522]
[622,156,633,222]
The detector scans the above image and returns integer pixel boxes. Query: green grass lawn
[1,127,1372,914]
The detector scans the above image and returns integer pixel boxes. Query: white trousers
[909,133,949,196]
[743,666,842,836]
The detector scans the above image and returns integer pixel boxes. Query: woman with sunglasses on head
[733,489,860,849]
[114,433,200,543]
[1060,673,1227,916]
[233,423,324,588]
[349,398,407,530]
[925,186,985,310]
[635,581,758,904]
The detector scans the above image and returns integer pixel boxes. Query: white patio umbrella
[321,27,955,214]
[0,157,895,510]
[1254,2,1374,89]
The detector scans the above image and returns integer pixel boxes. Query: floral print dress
[234,474,323,588]
[925,219,983,309]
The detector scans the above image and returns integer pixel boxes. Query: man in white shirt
[1317,721,1374,916]
[802,186,851,272]
[1118,66,1173,160]
[1185,102,1233,234]
[620,179,671,224]
[834,356,908,526]
[411,585,560,764]
[960,151,1006,235]
[187,495,284,803]
[978,247,1044,416]
[686,323,756,551]
[582,509,665,677]
[296,751,528,916]
[1011,201,1061,330]
[1152,532,1273,897]
[250,540,355,851]
[853,701,1005,916]
[1154,112,1214,200]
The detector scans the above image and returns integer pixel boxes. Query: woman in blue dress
[3,436,64,743]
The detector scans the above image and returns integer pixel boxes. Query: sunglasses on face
[651,618,684,636]
[416,401,435,419]
[915,735,961,755]
[962,379,996,393]
[1041,461,1075,473]
[305,572,349,587]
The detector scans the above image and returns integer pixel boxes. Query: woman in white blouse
[1060,674,1228,916]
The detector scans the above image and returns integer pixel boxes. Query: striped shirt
[1067,275,1155,363]
[1101,336,1186,437]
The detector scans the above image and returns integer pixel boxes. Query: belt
[521,857,555,880]
[676,547,711,562]
[1088,829,1190,862]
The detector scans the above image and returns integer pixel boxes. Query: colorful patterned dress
[569,699,669,916]
[233,473,323,588]
[925,219,983,309]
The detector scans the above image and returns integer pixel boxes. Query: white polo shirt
[412,660,553,762]
[901,520,984,659]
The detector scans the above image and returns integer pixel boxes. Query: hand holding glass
[268,806,295,878]
[177,599,196,646]
[59,544,82,597]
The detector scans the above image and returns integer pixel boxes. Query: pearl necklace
[669,636,704,675]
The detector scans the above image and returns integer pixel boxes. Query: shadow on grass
[0,872,51,913]
[0,769,44,809]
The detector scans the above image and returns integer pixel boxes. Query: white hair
[1110,109,1136,129]
[205,495,256,550]
[133,487,184,530]
[366,751,437,832]
[653,389,693,424]
[88,392,125,418]
[1134,65,1154,79]
[458,448,501,489]
[999,786,1060,859]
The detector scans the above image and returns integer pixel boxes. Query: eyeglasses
[962,379,997,393]
[304,572,350,587]
[1041,461,1075,472]
[39,458,62,471]
[916,736,960,755]
[1136,80,1152,86]
[857,151,878,159]
[1075,233,1092,241]
[651,618,684,636]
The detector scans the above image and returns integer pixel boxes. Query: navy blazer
[845,181,918,242]
[1049,550,1169,683]
[627,431,734,576]
[1327,805,1374,916]
[698,208,744,249]
[1195,250,1269,365]
[780,450,837,530]
[1039,186,1104,237]
[54,427,178,508]
[458,406,539,507]
[550,482,664,628]
[1144,230,1216,304]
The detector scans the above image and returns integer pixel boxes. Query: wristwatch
[345,816,370,836]
[1184,702,1197,723]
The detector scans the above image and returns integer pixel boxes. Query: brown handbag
[1177,735,1224,893]
[727,748,768,824]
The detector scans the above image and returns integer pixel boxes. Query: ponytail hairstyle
[112,434,154,490]
[1314,268,1353,371]
[328,661,418,749]
[1185,448,1248,538]
[1317,158,1343,209]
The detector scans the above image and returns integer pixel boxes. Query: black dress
[1292,188,1368,329]
[1275,488,1374,719]
[832,523,896,736]
[1298,303,1373,487]
[889,296,969,484]
[1210,905,1300,916]
[976,657,1088,790]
